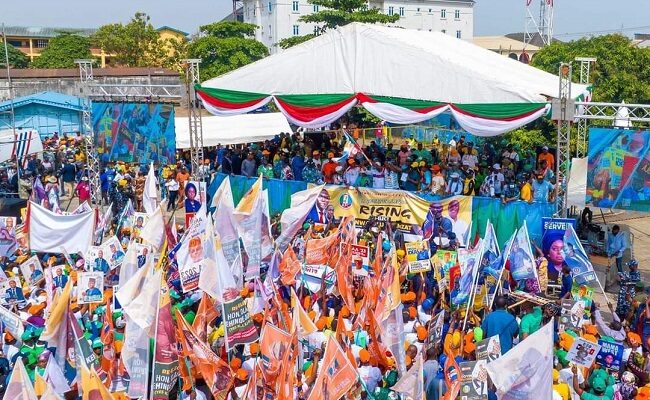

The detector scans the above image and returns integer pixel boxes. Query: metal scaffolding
[552,63,574,217]
[575,57,596,158]
[75,59,102,206]
[184,59,204,179]
[524,0,554,48]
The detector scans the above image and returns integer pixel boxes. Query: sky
[2,0,650,40]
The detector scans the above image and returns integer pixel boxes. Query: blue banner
[595,339,624,371]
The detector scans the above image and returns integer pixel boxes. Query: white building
[242,0,474,54]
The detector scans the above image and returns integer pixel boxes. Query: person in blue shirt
[608,224,627,273]
[27,264,43,285]
[291,153,305,181]
[531,173,554,203]
[559,265,573,299]
[481,296,519,354]
[109,243,125,266]
[84,278,102,301]
[137,247,149,268]
[94,250,110,273]
[5,279,25,303]
[53,267,68,289]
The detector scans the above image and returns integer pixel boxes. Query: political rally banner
[587,127,650,212]
[151,286,179,400]
[431,250,457,289]
[558,299,584,332]
[0,217,16,257]
[299,264,336,293]
[508,223,537,282]
[28,201,94,254]
[452,239,483,307]
[222,296,258,351]
[572,284,594,318]
[0,304,24,339]
[476,335,501,362]
[595,340,624,371]
[176,208,209,293]
[350,244,370,277]
[459,360,489,399]
[19,255,44,287]
[566,337,601,368]
[426,310,445,351]
[405,240,432,274]
[322,187,472,238]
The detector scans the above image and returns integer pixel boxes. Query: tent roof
[175,113,291,148]
[201,23,588,104]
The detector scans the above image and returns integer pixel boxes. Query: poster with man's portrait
[0,217,17,257]
[132,212,149,239]
[459,360,489,399]
[102,236,125,269]
[77,272,104,304]
[476,335,501,362]
[19,255,44,287]
[15,224,28,251]
[135,243,152,269]
[51,264,69,290]
[1,277,24,304]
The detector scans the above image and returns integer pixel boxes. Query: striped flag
[0,129,43,163]
[333,131,362,164]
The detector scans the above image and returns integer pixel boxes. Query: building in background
[242,0,474,54]
[472,35,541,64]
[2,25,188,67]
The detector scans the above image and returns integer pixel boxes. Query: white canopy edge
[202,23,589,104]
[174,113,291,148]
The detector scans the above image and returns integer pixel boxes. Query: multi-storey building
[242,0,474,53]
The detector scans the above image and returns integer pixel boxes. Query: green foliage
[31,33,93,69]
[281,0,399,49]
[0,42,28,69]
[92,12,183,68]
[278,34,315,50]
[532,34,650,103]
[187,21,268,81]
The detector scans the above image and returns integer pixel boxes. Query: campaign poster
[431,250,458,288]
[86,245,109,273]
[184,181,206,226]
[476,335,501,362]
[132,213,149,239]
[135,243,152,269]
[51,265,68,290]
[323,188,471,238]
[113,285,122,310]
[0,217,16,257]
[566,337,601,368]
[426,310,445,352]
[176,210,210,293]
[19,255,44,287]
[15,224,28,251]
[595,340,624,371]
[405,241,432,274]
[222,296,259,351]
[350,244,370,277]
[299,264,336,293]
[559,299,584,332]
[459,360,489,399]
[541,218,576,282]
[1,277,23,304]
[92,102,176,165]
[103,236,125,270]
[507,224,537,282]
[77,272,105,304]
[587,127,650,212]
[572,284,594,318]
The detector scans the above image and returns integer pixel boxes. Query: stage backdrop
[587,127,650,212]
[92,102,176,165]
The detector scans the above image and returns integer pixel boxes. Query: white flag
[210,175,235,211]
[139,202,166,251]
[486,321,553,400]
[43,354,71,395]
[275,185,324,251]
[391,352,424,400]
[143,162,158,215]
[198,219,237,303]
[3,358,37,400]
[122,269,161,336]
[122,314,151,399]
[28,201,94,254]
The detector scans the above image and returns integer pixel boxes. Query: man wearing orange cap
[357,349,382,393]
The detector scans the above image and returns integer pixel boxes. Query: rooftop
[2,26,97,38]
[0,91,84,112]
[0,67,181,79]
[472,36,541,52]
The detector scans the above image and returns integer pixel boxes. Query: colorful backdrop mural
[92,102,176,165]
[587,127,650,212]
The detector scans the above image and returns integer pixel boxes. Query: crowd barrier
[208,173,556,246]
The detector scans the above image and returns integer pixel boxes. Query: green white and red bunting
[195,85,551,136]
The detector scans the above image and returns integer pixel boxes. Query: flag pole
[148,275,162,400]
[463,229,487,331]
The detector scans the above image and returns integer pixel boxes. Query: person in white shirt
[357,349,382,393]
[446,172,463,195]
[369,159,386,189]
[430,165,446,195]
[344,159,360,186]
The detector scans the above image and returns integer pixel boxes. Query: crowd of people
[0,127,647,400]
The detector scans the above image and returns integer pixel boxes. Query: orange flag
[81,365,114,400]
[176,309,233,400]
[192,292,219,342]
[305,231,340,265]
[306,336,358,400]
[335,311,357,369]
[258,323,292,385]
[335,241,355,313]
[291,288,317,336]
[277,331,298,400]
[279,246,302,286]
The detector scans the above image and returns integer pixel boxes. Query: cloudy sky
[2,0,649,40]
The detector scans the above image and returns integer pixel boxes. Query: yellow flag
[34,373,46,396]
[291,288,317,336]
[81,365,114,400]
[235,175,262,214]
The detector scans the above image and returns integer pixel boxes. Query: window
[399,6,404,16]
[293,25,300,35]
[35,39,48,48]
[440,9,446,18]
[454,9,460,19]
[253,6,256,15]
[268,2,272,12]
[313,4,319,11]
[313,26,319,35]
[7,40,23,48]
[388,6,394,15]
[292,0,299,12]
[456,30,462,39]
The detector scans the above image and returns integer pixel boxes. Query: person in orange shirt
[537,146,555,170]
[176,167,190,208]
[322,153,338,184]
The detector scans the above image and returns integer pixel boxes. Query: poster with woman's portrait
[0,217,17,257]
[77,272,104,304]
[184,181,206,226]
[19,255,44,287]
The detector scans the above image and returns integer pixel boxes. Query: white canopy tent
[174,112,291,148]
[196,23,590,135]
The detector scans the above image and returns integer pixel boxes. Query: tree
[0,42,28,69]
[31,33,93,69]
[279,0,399,49]
[186,21,268,81]
[532,34,650,104]
[92,12,176,67]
